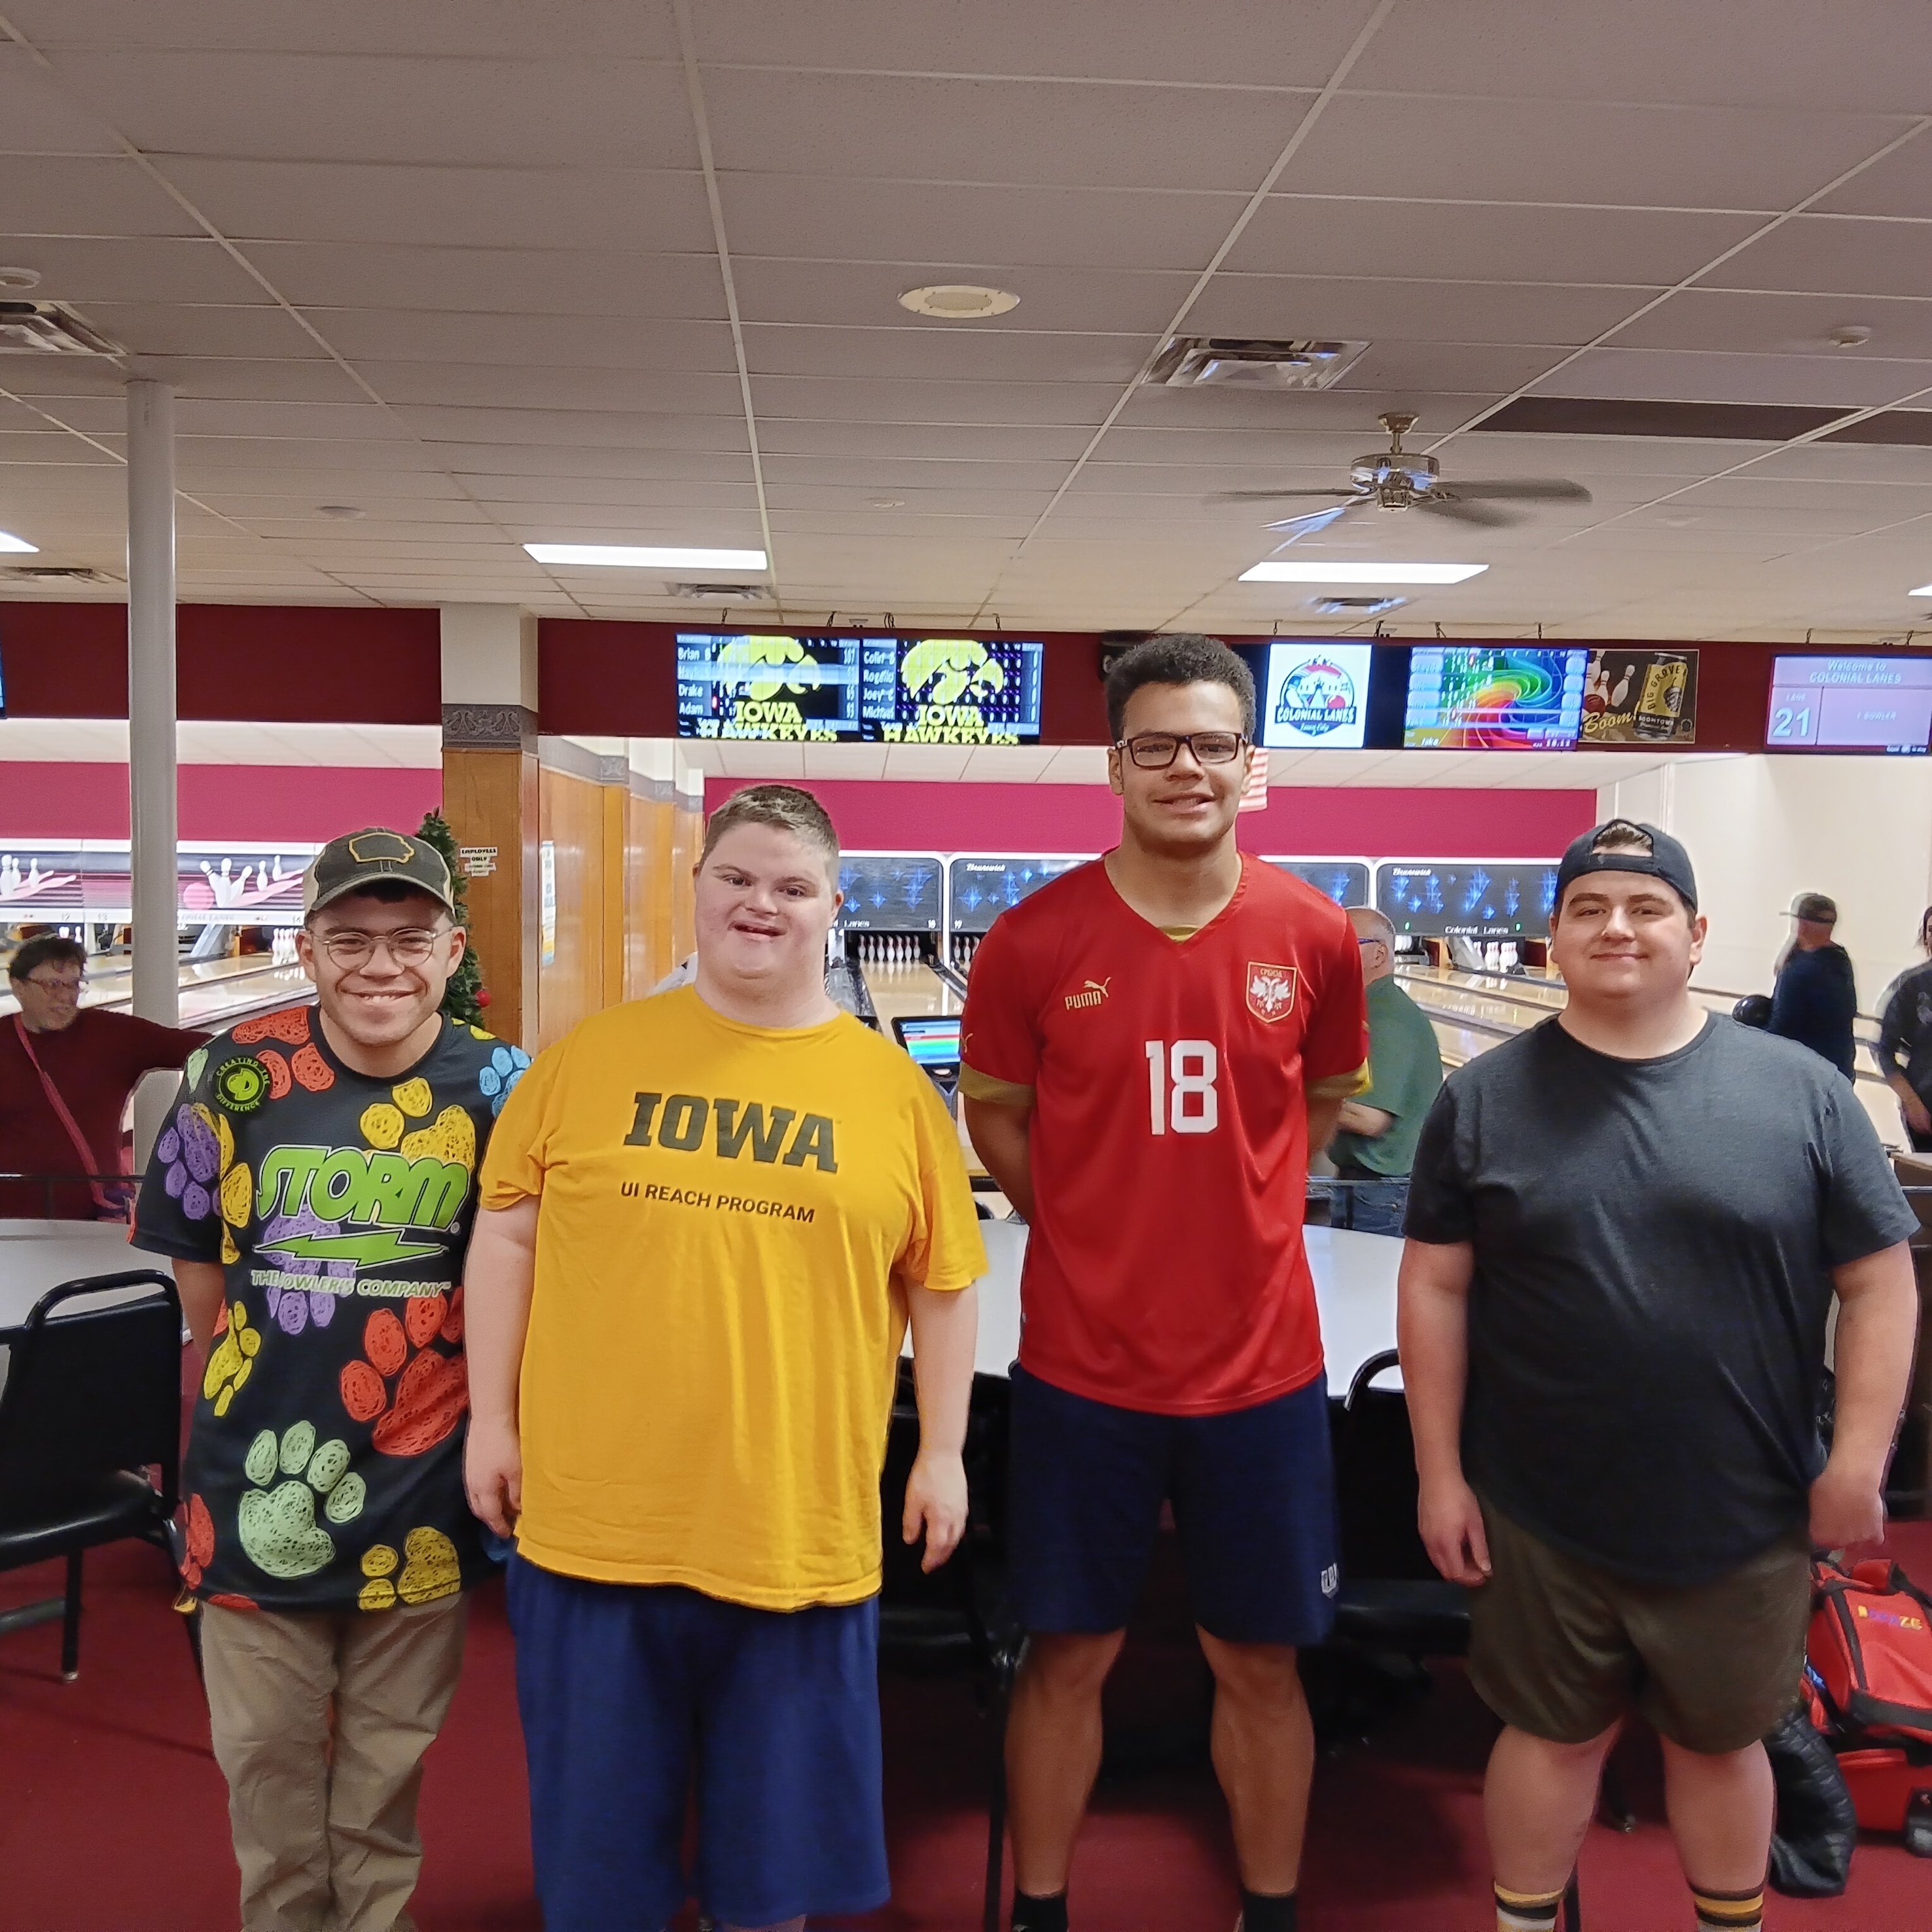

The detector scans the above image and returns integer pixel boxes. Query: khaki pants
[200,1594,468,1932]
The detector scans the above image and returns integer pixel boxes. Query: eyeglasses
[312,928,448,967]
[23,974,85,995]
[1115,731,1248,770]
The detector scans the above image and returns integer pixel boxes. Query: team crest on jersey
[1245,961,1298,1023]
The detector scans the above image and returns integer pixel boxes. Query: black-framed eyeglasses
[1114,730,1248,770]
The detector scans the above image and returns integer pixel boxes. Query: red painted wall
[0,604,441,723]
[0,763,442,842]
[705,778,1596,859]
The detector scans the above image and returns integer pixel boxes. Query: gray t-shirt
[1405,1014,1917,1584]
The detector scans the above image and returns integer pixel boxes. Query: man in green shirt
[1328,908,1444,1237]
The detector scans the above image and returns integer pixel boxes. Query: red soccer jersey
[959,855,1368,1415]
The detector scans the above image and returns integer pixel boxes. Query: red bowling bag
[1805,1557,1932,1840]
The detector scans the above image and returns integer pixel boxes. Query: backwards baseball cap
[1789,891,1838,925]
[302,828,456,919]
[1554,818,1698,912]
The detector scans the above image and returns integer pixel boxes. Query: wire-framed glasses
[314,927,446,967]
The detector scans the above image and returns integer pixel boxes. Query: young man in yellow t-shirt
[463,784,984,1932]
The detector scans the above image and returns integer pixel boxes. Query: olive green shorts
[1467,1496,1810,1755]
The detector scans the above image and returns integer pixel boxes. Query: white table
[914,1218,1400,1394]
[0,1221,175,1335]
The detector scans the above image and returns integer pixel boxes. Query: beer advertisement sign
[1581,648,1698,745]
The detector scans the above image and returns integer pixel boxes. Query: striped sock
[1495,1883,1565,1932]
[1690,1884,1764,1931]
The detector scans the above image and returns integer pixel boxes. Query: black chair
[1329,1349,1617,1931]
[877,1361,1022,1932]
[0,1270,193,1681]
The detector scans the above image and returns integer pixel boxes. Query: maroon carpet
[5,1530,1931,1931]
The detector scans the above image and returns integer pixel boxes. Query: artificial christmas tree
[415,810,486,1026]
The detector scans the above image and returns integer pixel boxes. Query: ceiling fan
[1215,412,1591,532]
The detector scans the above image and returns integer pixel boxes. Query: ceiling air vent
[1148,337,1368,391]
[671,581,770,601]
[0,302,120,356]
[1312,596,1405,617]
[3,564,120,584]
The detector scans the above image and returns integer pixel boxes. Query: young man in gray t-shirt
[1400,819,1918,1932]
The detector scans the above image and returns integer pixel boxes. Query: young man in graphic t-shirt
[134,829,528,1932]
[464,784,984,1932]
[959,635,1368,1932]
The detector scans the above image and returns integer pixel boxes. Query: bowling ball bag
[1800,1556,1932,1856]
[1732,993,1774,1028]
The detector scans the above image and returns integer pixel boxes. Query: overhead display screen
[1263,858,1372,907]
[1257,642,1375,751]
[677,632,1044,743]
[1581,648,1698,745]
[947,855,1088,933]
[1404,646,1587,750]
[832,853,943,932]
[1376,861,1560,940]
[1766,655,1932,755]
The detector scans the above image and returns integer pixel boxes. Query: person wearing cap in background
[1768,891,1858,1081]
[0,931,209,1219]
[133,827,529,1932]
[1327,906,1444,1238]
[1400,818,1918,1932]
[1878,904,1932,1151]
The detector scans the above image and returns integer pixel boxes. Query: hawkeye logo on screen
[624,1093,837,1172]
[878,638,1021,746]
[255,1145,471,1270]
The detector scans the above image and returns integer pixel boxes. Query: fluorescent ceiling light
[0,530,37,554]
[1910,581,1932,597]
[525,543,768,571]
[1240,560,1487,585]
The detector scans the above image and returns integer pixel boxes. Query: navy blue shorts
[505,1556,889,1930]
[1007,1365,1339,1646]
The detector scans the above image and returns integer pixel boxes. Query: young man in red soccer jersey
[961,635,1368,1932]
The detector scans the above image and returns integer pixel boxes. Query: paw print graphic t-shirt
[133,1003,531,1614]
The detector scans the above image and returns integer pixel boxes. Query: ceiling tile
[1614,289,1932,359]
[1340,1,1932,112]
[1534,346,1932,409]
[703,70,1310,191]
[1281,94,1912,209]
[391,405,750,451]
[0,46,126,154]
[156,159,712,251]
[751,374,1119,427]
[2,154,202,236]
[46,52,698,169]
[1709,215,1932,300]
[8,1,681,58]
[693,0,1381,87]
[1226,199,1764,287]
[316,309,732,367]
[1187,275,1652,345]
[755,421,1094,462]
[739,325,1148,384]
[722,176,1242,273]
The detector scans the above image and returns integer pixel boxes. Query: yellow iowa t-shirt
[479,988,987,1610]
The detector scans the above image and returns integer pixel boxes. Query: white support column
[126,379,178,1028]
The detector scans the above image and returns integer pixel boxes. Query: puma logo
[1064,978,1112,1011]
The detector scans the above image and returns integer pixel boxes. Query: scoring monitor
[677,632,1044,743]
[1765,654,1932,755]
[1404,646,1587,750]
